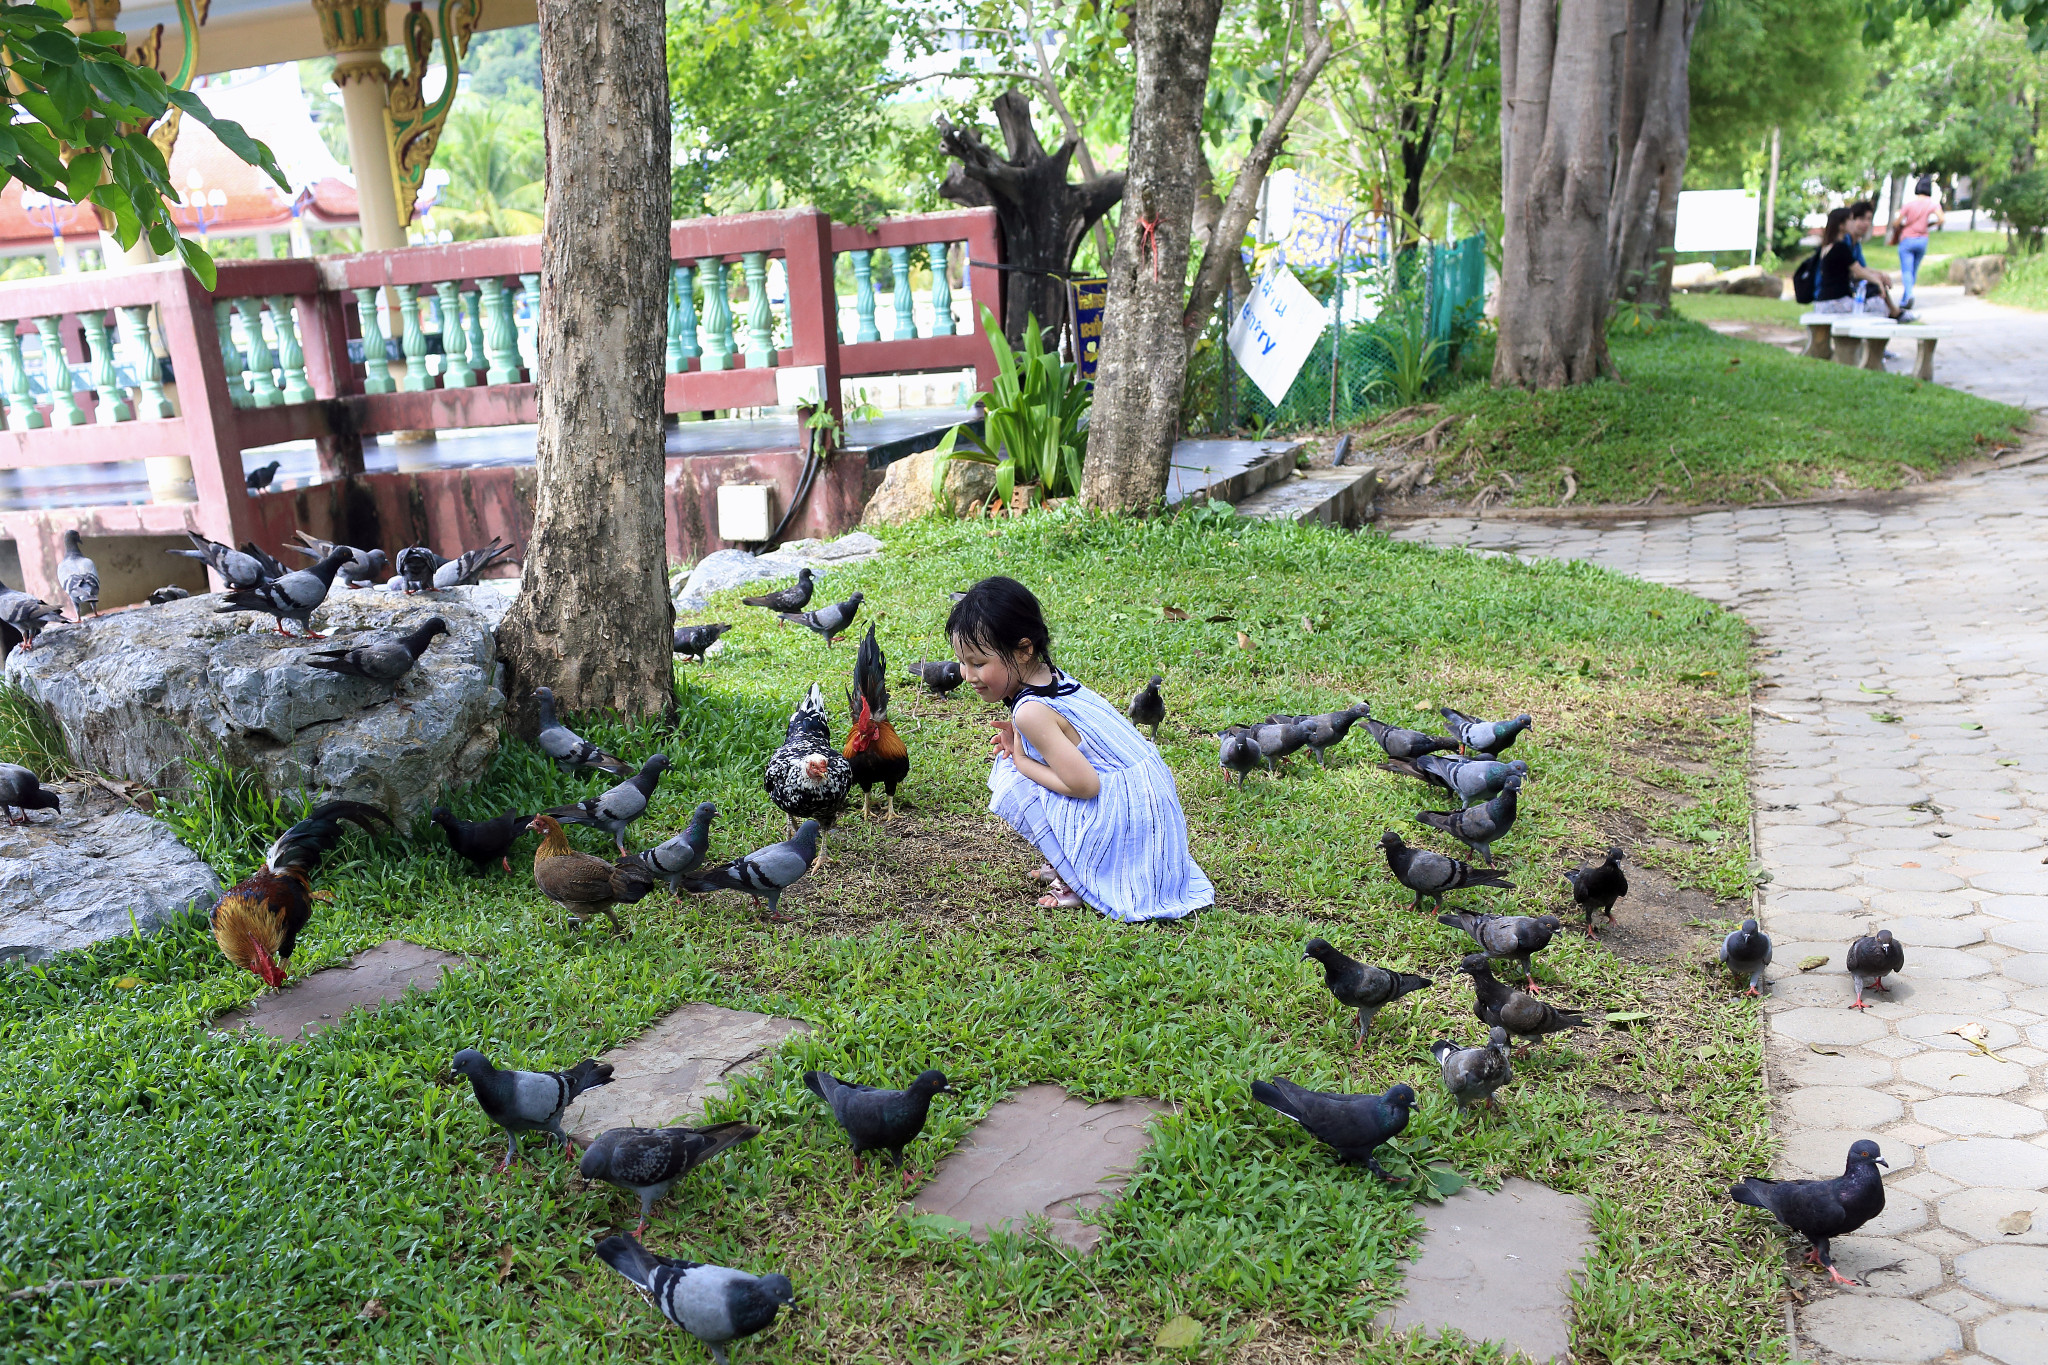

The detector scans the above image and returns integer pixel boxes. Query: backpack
[1792,249,1821,305]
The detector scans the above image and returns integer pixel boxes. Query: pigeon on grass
[592,1234,794,1365]
[1563,847,1628,935]
[1721,918,1773,997]
[1416,773,1521,865]
[1730,1140,1888,1286]
[1457,954,1586,1051]
[779,592,863,644]
[216,545,353,637]
[1847,929,1904,1010]
[1380,831,1513,911]
[1381,754,1527,808]
[544,754,670,854]
[533,687,635,778]
[1432,1027,1514,1112]
[1249,1078,1414,1181]
[1248,719,1313,772]
[580,1121,759,1235]
[803,1068,953,1183]
[1436,910,1563,993]
[1301,938,1432,1046]
[57,530,98,618]
[451,1048,613,1172]
[1439,707,1532,757]
[1264,703,1371,766]
[907,659,964,696]
[680,820,821,921]
[302,616,448,684]
[431,807,533,875]
[1128,676,1166,740]
[0,764,60,824]
[673,622,732,661]
[624,802,718,893]
[742,567,814,615]
[1364,711,1460,762]
[1218,730,1261,786]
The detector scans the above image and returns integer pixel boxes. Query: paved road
[1390,461,2048,1364]
[1906,286,2048,413]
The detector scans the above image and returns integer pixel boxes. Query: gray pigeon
[673,622,732,661]
[1247,719,1312,772]
[1380,830,1513,911]
[1384,754,1528,808]
[57,529,98,619]
[1431,1026,1514,1111]
[302,616,448,683]
[393,545,446,594]
[1249,1078,1414,1180]
[907,659,964,696]
[626,802,719,893]
[0,764,60,823]
[432,536,514,590]
[168,531,272,591]
[1730,1139,1888,1287]
[1563,847,1628,935]
[1436,910,1563,993]
[578,1120,759,1234]
[543,753,671,854]
[1128,675,1165,740]
[1440,706,1533,757]
[803,1067,953,1181]
[244,459,281,489]
[1458,954,1587,1049]
[1219,730,1261,785]
[1265,702,1372,766]
[216,545,353,637]
[680,819,821,919]
[742,566,815,614]
[593,1234,795,1365]
[1846,929,1904,1010]
[1363,711,1460,762]
[533,686,635,778]
[1302,937,1432,1045]
[1721,917,1773,997]
[778,591,863,644]
[0,580,65,653]
[290,531,387,588]
[146,585,190,605]
[451,1048,614,1172]
[1415,773,1521,865]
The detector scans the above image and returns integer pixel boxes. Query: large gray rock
[861,447,998,525]
[672,530,884,613]
[1952,254,2009,295]
[0,781,219,962]
[4,585,507,819]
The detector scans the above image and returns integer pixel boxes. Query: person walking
[1891,176,1944,314]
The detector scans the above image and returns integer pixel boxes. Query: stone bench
[1799,311,1840,361]
[1833,320,1953,381]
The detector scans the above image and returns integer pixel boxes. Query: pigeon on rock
[1730,1139,1888,1286]
[451,1047,614,1171]
[393,546,445,594]
[625,802,719,893]
[680,820,821,920]
[779,591,863,644]
[216,545,353,637]
[1436,911,1564,993]
[1457,954,1587,1049]
[1364,711,1460,762]
[57,530,98,619]
[1440,707,1533,757]
[431,807,534,875]
[0,582,64,654]
[673,622,732,661]
[592,1235,795,1365]
[907,659,965,696]
[1380,830,1513,911]
[1128,675,1166,740]
[1382,754,1528,809]
[290,532,387,588]
[432,537,515,590]
[533,687,635,778]
[1219,730,1261,786]
[1264,703,1372,766]
[1249,1078,1415,1180]
[1416,773,1521,865]
[302,616,448,684]
[1847,929,1905,1010]
[544,754,670,854]
[168,532,272,591]
[579,1121,759,1235]
[742,566,815,615]
[1302,938,1432,1045]
[146,586,189,605]
[1432,1027,1514,1112]
[1721,917,1773,997]
[244,459,281,490]
[803,1068,953,1181]
[0,764,60,823]
[1563,847,1628,935]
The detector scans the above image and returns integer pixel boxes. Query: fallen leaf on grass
[112,976,141,989]
[1602,1012,1650,1028]
[1798,956,1829,972]
[1301,614,1315,633]
[1809,1044,1841,1056]
[1694,1044,1718,1059]
[1205,613,1234,623]
[1998,1210,2034,1236]
[1162,604,1188,621]
[359,1299,387,1322]
[496,1244,515,1285]
[1236,631,1254,652]
[1155,1315,1203,1349]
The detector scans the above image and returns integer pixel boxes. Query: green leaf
[1798,955,1829,972]
[166,89,288,190]
[1154,1315,1203,1350]
[175,234,217,291]
[902,1212,972,1238]
[63,151,102,205]
[1426,1164,1468,1197]
[1602,1011,1651,1027]
[24,28,80,65]
[46,64,92,125]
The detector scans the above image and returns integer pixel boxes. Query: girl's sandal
[1036,879,1084,909]
[1028,864,1058,885]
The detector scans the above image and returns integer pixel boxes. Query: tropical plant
[1982,169,2048,253]
[1362,293,1449,407]
[931,306,1090,510]
[431,103,543,239]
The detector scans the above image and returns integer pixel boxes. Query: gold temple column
[316,0,406,250]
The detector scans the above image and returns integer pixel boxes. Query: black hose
[756,404,826,551]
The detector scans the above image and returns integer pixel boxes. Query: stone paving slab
[562,1002,807,1144]
[222,940,463,1041]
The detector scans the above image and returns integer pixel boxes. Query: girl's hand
[990,719,1017,761]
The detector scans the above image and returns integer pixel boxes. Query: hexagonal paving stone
[1914,1096,2047,1138]
[1773,1046,1895,1089]
[1782,1086,1905,1130]
[1778,1130,1916,1179]
[1889,916,1989,949]
[1938,1187,2048,1244]
[1900,1051,2033,1096]
[1828,1236,1944,1296]
[1956,1245,2048,1309]
[1768,913,1868,944]
[1990,922,2048,953]
[1771,1007,1895,1046]
[1879,976,2014,1014]
[1898,1014,2025,1052]
[2003,955,2048,987]
[1893,945,1999,978]
[1770,891,1866,914]
[1977,1311,2048,1365]
[1927,1139,2048,1190]
[1796,1295,1960,1363]
[1981,896,2048,925]
[1862,1191,1930,1237]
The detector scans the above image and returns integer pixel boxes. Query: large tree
[497,0,676,723]
[1607,0,1705,312]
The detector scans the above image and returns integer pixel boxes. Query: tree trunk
[939,90,1125,349]
[1607,0,1703,314]
[1493,0,1627,388]
[497,0,675,728]
[1081,0,1225,513]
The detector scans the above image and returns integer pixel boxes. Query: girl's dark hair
[1821,206,1852,247]
[1915,175,1934,196]
[946,576,1054,669]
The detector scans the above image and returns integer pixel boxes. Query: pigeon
[907,660,965,696]
[1563,847,1628,935]
[1440,706,1533,757]
[1382,754,1528,808]
[680,820,821,920]
[543,753,670,854]
[1457,954,1586,1049]
[674,622,732,661]
[450,1048,614,1172]
[1437,911,1563,993]
[1128,675,1165,740]
[1247,719,1312,772]
[301,616,448,683]
[533,686,635,777]
[624,801,719,893]
[742,566,815,615]
[592,1234,795,1365]
[803,1067,953,1181]
[1249,1078,1415,1180]
[1380,830,1513,911]
[168,532,272,591]
[1302,938,1432,1045]
[1721,917,1773,997]
[57,529,98,618]
[1415,773,1521,865]
[431,807,534,875]
[1219,730,1261,785]
[432,537,515,590]
[0,764,60,824]
[1730,1139,1888,1286]
[579,1121,759,1235]
[0,582,64,655]
[1432,1026,1514,1111]
[394,545,445,594]
[289,532,387,588]
[1264,702,1371,766]
[244,459,281,490]
[215,545,353,637]
[146,585,189,605]
[1364,712,1459,762]
[1847,929,1904,1010]
[779,591,863,644]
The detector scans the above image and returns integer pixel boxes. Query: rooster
[844,624,908,820]
[763,682,851,858]
[210,801,390,989]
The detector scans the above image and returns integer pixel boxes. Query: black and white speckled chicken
[763,682,850,858]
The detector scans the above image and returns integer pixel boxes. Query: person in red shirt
[1892,176,1945,311]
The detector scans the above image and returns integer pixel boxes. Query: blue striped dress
[989,673,1214,923]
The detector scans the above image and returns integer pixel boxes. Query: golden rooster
[211,801,390,989]
[531,814,656,934]
[844,623,908,819]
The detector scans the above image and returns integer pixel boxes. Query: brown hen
[531,813,656,934]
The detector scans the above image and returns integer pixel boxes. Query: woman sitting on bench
[1813,205,1902,319]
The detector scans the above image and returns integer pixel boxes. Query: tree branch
[1029,1,1114,265]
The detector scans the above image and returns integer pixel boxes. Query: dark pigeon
[1440,706,1532,756]
[742,566,815,615]
[679,819,820,919]
[1457,954,1586,1049]
[58,529,98,618]
[1364,711,1460,762]
[1730,1139,1888,1286]
[146,585,190,605]
[674,622,732,661]
[1383,753,1527,808]
[244,459,281,490]
[1721,917,1773,997]
[593,1234,795,1365]
[1432,1026,1514,1111]
[1128,675,1165,740]
[431,807,533,875]
[0,764,60,823]
[803,1067,953,1182]
[1302,937,1432,1045]
[451,1048,614,1171]
[394,545,446,594]
[543,753,671,854]
[1380,830,1513,911]
[1248,719,1312,772]
[1219,730,1261,786]
[1846,929,1905,1010]
[533,686,635,778]
[1416,773,1521,865]
[1436,910,1563,993]
[1265,702,1371,766]
[432,537,515,590]
[625,801,719,893]
[302,616,448,683]
[778,591,863,644]
[168,531,270,591]
[907,659,965,696]
[215,545,353,637]
[290,532,387,588]
[1563,847,1628,935]
[579,1121,759,1234]
[1249,1078,1414,1180]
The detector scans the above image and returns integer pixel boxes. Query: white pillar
[334,58,405,251]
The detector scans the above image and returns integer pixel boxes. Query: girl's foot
[1036,879,1084,909]
[1029,864,1058,885]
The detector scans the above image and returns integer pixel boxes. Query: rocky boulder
[673,530,885,614]
[860,446,998,525]
[4,584,510,820]
[1951,254,2008,295]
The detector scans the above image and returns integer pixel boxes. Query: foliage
[0,0,284,287]
[1989,246,2048,304]
[1864,0,2048,50]
[0,682,69,776]
[932,306,1089,506]
[1982,169,2048,250]
[429,104,543,240]
[1361,290,1449,407]
[1687,0,1863,186]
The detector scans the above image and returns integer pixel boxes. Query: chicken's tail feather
[263,800,390,875]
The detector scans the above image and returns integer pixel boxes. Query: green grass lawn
[0,513,1779,1363]
[1989,251,2048,311]
[1670,294,1805,329]
[1382,314,2027,508]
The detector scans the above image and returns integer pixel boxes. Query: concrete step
[1233,464,1381,527]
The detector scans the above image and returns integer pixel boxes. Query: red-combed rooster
[844,623,909,820]
[211,801,390,989]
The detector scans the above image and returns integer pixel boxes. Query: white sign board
[1228,266,1327,406]
[1673,189,1760,253]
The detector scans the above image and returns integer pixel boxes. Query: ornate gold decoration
[313,0,388,55]
[385,0,480,228]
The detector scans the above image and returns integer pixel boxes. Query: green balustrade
[81,311,130,424]
[208,303,249,410]
[697,257,734,371]
[268,296,313,403]
[673,264,699,366]
[742,251,775,367]
[480,278,520,384]
[888,245,916,340]
[517,273,540,374]
[234,299,281,408]
[117,306,172,418]
[0,324,43,429]
[927,243,955,337]
[37,316,84,425]
[393,285,431,392]
[851,249,880,342]
[435,283,475,388]
[462,288,488,380]
[353,288,395,394]
[664,269,684,374]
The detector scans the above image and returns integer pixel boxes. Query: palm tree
[431,103,544,239]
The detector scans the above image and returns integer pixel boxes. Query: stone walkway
[1389,459,2048,1364]
[1904,288,2048,414]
